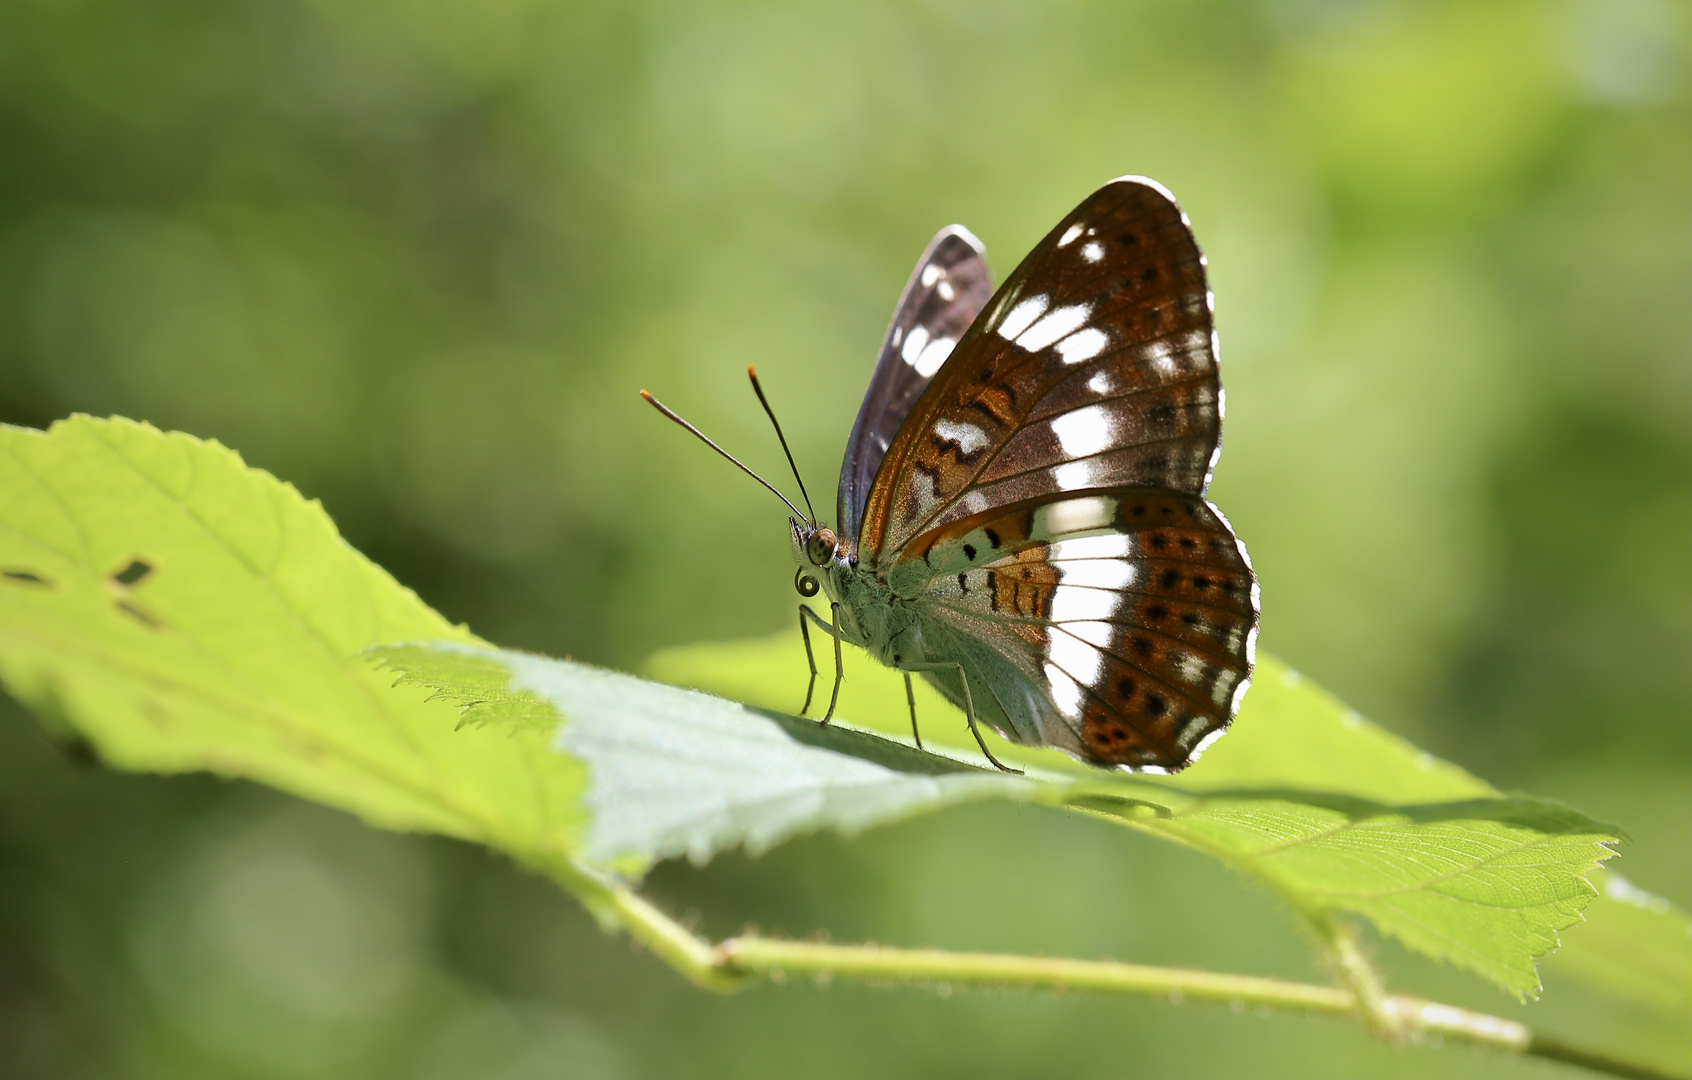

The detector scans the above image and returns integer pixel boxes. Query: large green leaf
[366,627,1620,998]
[649,629,1685,1036]
[375,641,1039,875]
[0,416,587,856]
[0,416,1674,1039]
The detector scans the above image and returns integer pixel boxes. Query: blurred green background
[1,0,1687,1076]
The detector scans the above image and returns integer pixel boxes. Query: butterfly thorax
[791,521,920,667]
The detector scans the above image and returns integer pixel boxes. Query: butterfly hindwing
[855,177,1222,565]
[836,227,994,544]
[911,488,1257,771]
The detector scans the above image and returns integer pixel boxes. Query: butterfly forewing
[914,488,1257,770]
[855,178,1222,565]
[837,227,994,543]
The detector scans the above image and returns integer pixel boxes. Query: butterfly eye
[806,528,839,567]
[794,568,820,597]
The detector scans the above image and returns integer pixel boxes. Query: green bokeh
[0,0,1686,1076]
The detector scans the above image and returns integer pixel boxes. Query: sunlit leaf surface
[0,417,1676,1049]
[0,416,587,852]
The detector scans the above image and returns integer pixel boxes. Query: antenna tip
[638,389,653,401]
[747,364,758,379]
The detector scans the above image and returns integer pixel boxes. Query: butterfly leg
[797,605,819,715]
[902,672,924,750]
[797,604,846,724]
[900,662,1022,774]
[823,602,844,723]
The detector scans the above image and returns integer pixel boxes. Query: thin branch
[718,936,1352,1013]
[555,861,1677,1080]
[1310,910,1403,1039]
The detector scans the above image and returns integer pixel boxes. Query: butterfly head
[791,518,847,598]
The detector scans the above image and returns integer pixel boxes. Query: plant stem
[568,864,1676,1080]
[719,936,1352,1012]
[1310,911,1402,1039]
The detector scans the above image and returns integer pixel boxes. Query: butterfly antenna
[639,389,809,522]
[746,365,817,524]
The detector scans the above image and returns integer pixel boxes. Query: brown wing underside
[857,178,1222,566]
[914,488,1257,771]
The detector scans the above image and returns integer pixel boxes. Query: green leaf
[378,642,1041,873]
[647,632,1620,998]
[0,416,588,855]
[1532,871,1692,1077]
[380,630,1623,999]
[0,416,1645,1011]
[1078,787,1617,996]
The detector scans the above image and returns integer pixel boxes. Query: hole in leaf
[2,568,52,587]
[111,559,153,586]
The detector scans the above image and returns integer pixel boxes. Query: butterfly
[645,176,1258,773]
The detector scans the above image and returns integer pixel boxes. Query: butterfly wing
[837,226,994,544]
[857,177,1223,564]
[907,489,1257,771]
[856,176,1256,771]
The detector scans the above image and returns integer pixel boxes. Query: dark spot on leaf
[117,601,161,629]
[51,733,99,769]
[2,569,51,587]
[112,559,153,586]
